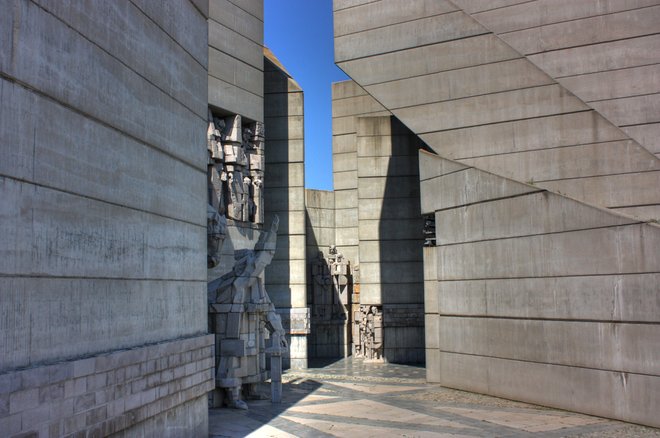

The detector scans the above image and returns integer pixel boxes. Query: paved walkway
[209,358,659,437]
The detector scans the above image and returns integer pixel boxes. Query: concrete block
[209,47,263,97]
[334,207,358,228]
[539,171,660,208]
[131,0,207,66]
[0,79,206,225]
[360,262,424,284]
[264,187,305,211]
[426,349,441,382]
[265,211,306,236]
[590,93,660,127]
[264,163,305,188]
[333,133,357,154]
[333,152,358,172]
[528,34,660,78]
[613,205,660,222]
[359,218,424,241]
[305,189,335,209]
[435,191,637,246]
[437,223,660,280]
[208,20,263,70]
[559,63,660,103]
[423,247,437,281]
[334,171,358,190]
[334,226,359,246]
[208,0,263,44]
[0,178,205,281]
[359,240,423,263]
[367,58,553,110]
[359,197,422,220]
[332,94,386,118]
[421,168,536,215]
[334,0,457,37]
[439,317,660,375]
[622,124,660,154]
[272,235,306,261]
[331,80,368,100]
[424,314,439,350]
[436,351,660,428]
[264,92,304,117]
[418,150,468,181]
[436,274,660,321]
[306,227,336,249]
[334,190,358,209]
[356,157,420,178]
[460,140,659,185]
[358,175,420,199]
[209,75,263,123]
[335,11,485,62]
[2,2,207,169]
[265,116,304,140]
[338,34,519,86]
[500,7,660,55]
[264,284,307,309]
[36,0,207,118]
[420,111,626,160]
[357,135,423,158]
[1,277,206,370]
[471,0,660,34]
[396,84,588,134]
[424,280,439,314]
[264,260,306,285]
[306,207,336,229]
[266,139,304,164]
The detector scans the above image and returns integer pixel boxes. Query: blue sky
[265,0,349,190]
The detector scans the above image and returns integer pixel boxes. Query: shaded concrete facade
[263,49,309,370]
[304,85,426,363]
[334,0,660,428]
[0,0,308,434]
[1,0,212,435]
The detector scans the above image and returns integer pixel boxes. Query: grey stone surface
[334,0,457,37]
[335,0,660,427]
[2,0,207,169]
[335,11,486,62]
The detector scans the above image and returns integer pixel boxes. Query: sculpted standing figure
[208,216,288,409]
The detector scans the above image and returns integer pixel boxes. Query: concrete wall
[356,116,425,363]
[334,0,660,427]
[420,150,660,428]
[264,48,308,369]
[331,81,389,266]
[208,0,264,122]
[334,0,660,222]
[305,189,339,359]
[1,0,211,435]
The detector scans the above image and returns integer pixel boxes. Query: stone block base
[0,335,214,437]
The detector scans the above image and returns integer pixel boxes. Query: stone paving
[209,358,660,437]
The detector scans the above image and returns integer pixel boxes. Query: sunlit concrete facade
[334,0,660,427]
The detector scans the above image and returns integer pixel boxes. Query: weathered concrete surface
[208,0,264,121]
[334,0,660,425]
[0,0,212,435]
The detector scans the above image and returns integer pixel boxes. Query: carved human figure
[207,204,227,269]
[208,216,287,409]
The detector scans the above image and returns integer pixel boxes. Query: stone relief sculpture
[309,246,353,357]
[207,111,265,225]
[353,305,383,361]
[208,216,287,409]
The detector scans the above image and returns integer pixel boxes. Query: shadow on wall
[305,207,347,366]
[378,117,427,364]
[264,55,293,362]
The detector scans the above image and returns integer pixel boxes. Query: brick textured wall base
[0,334,214,437]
